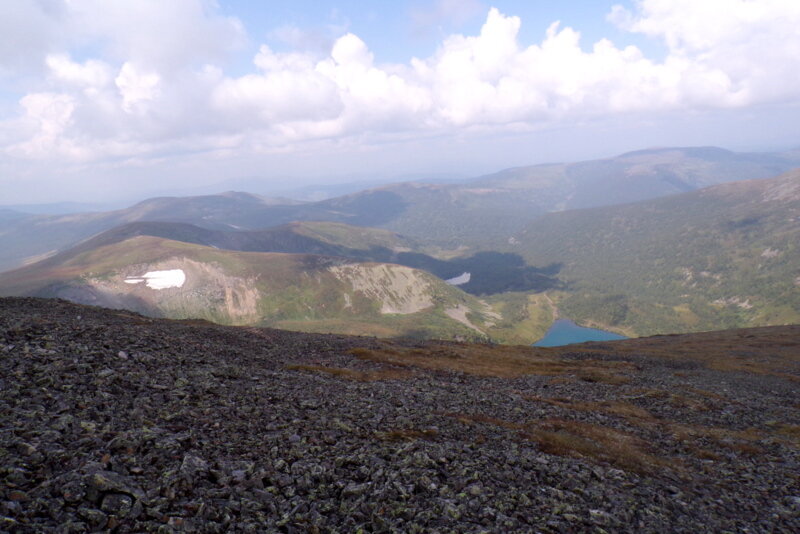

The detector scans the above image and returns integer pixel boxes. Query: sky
[2,0,800,204]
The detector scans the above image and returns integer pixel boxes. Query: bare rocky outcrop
[328,263,437,314]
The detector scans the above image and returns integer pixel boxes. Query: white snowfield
[445,272,471,286]
[124,269,186,290]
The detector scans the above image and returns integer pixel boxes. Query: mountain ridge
[2,145,797,272]
[0,234,497,340]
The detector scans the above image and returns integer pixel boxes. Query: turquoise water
[533,319,627,347]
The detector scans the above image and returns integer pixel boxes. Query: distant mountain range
[0,146,798,341]
[0,208,29,223]
[0,201,122,215]
[312,146,800,247]
[2,146,797,273]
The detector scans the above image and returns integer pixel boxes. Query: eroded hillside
[0,236,497,340]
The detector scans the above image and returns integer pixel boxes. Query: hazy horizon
[1,140,798,212]
[2,1,800,204]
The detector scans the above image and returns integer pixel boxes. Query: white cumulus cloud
[8,92,83,159]
[2,1,800,169]
[115,62,161,113]
[46,54,112,90]
[610,0,800,104]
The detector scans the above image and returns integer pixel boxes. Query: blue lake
[533,319,627,347]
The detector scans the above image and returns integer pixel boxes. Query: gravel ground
[1,297,798,533]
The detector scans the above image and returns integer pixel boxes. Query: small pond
[533,319,627,347]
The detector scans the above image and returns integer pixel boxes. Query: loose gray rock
[0,297,798,533]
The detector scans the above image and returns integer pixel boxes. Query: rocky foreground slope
[1,298,799,533]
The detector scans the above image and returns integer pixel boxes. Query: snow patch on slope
[124,269,186,290]
[445,272,471,286]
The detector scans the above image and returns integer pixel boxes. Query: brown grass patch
[582,400,654,420]
[691,448,722,461]
[682,387,724,401]
[111,312,154,324]
[285,364,412,382]
[667,394,710,412]
[444,411,669,475]
[629,388,670,399]
[547,376,576,385]
[577,370,631,385]
[682,386,739,405]
[527,396,656,423]
[523,419,670,475]
[668,423,768,456]
[375,428,439,441]
[728,442,765,456]
[776,424,800,444]
[669,423,764,443]
[527,394,774,461]
[175,318,218,327]
[549,325,800,382]
[350,343,635,381]
[443,412,526,431]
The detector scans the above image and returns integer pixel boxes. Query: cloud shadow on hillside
[395,251,564,295]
